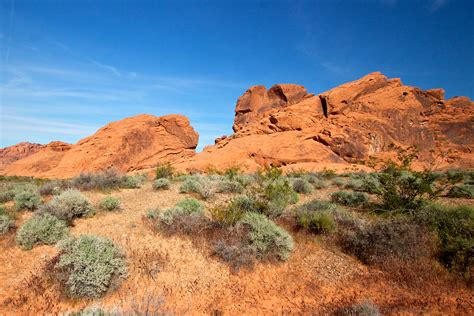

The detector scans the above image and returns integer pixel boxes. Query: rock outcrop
[2,114,198,178]
[178,72,473,172]
[0,142,45,172]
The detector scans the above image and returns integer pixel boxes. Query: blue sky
[1,0,473,151]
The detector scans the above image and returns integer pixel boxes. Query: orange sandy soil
[0,181,473,315]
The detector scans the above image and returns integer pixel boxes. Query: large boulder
[2,114,199,178]
[178,72,473,172]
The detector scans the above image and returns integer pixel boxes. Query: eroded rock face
[0,142,45,172]
[2,114,199,178]
[179,72,473,172]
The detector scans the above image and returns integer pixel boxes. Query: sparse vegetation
[54,235,128,298]
[71,169,145,191]
[179,175,214,199]
[155,162,174,179]
[216,179,244,193]
[99,196,121,211]
[152,178,170,190]
[0,214,15,235]
[14,189,41,211]
[416,204,473,278]
[239,212,294,261]
[16,213,69,250]
[331,191,368,206]
[39,189,94,223]
[292,178,313,194]
[447,184,473,199]
[340,218,434,266]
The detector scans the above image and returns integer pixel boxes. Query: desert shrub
[312,179,328,189]
[447,169,465,184]
[416,204,473,277]
[239,212,294,261]
[297,211,335,234]
[340,218,433,266]
[375,169,438,212]
[37,181,62,196]
[331,191,368,207]
[295,199,339,234]
[0,214,15,235]
[360,174,382,194]
[0,189,15,203]
[155,162,174,179]
[447,184,473,199]
[16,213,69,250]
[333,177,345,187]
[14,190,41,211]
[223,166,242,180]
[40,189,94,223]
[179,176,214,199]
[216,179,244,193]
[264,178,298,217]
[292,178,313,194]
[234,174,253,188]
[210,195,254,226]
[121,174,146,189]
[99,196,121,211]
[54,235,127,298]
[212,240,256,272]
[146,209,159,219]
[175,198,204,213]
[159,198,204,227]
[319,168,337,179]
[71,169,144,191]
[152,178,170,190]
[336,300,380,316]
[158,206,207,233]
[344,179,364,191]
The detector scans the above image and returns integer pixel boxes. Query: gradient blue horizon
[1,0,473,151]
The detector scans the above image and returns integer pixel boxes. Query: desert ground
[0,167,472,315]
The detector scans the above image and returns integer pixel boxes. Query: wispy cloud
[1,115,98,136]
[429,0,449,13]
[91,59,121,77]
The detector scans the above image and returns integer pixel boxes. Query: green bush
[331,191,368,206]
[447,170,465,184]
[99,196,121,211]
[332,177,345,187]
[121,174,146,189]
[375,169,438,211]
[16,213,69,250]
[340,218,433,266]
[179,176,214,200]
[54,235,128,298]
[146,209,159,219]
[37,181,62,196]
[344,179,364,191]
[14,190,41,211]
[216,179,244,193]
[297,211,335,234]
[416,204,473,277]
[160,198,204,226]
[0,190,15,203]
[210,195,253,226]
[40,189,94,223]
[0,214,15,235]
[175,198,204,213]
[447,184,473,199]
[239,212,294,261]
[152,178,170,190]
[292,178,313,194]
[155,162,174,179]
[264,178,298,217]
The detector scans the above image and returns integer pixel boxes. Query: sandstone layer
[178,72,473,172]
[0,142,45,172]
[2,114,198,178]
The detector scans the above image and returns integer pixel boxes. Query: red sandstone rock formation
[0,142,45,172]
[178,72,473,172]
[2,114,198,178]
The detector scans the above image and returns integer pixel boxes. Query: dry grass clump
[99,196,122,211]
[152,178,170,190]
